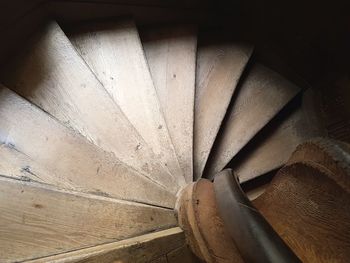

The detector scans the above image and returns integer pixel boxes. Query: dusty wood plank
[0,144,63,186]
[142,25,197,182]
[0,177,176,263]
[0,20,180,193]
[204,63,300,179]
[25,228,184,263]
[231,89,325,183]
[0,85,175,208]
[194,41,253,180]
[67,19,185,186]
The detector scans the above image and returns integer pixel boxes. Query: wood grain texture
[254,164,350,263]
[194,41,253,180]
[176,180,242,263]
[231,89,325,182]
[286,138,350,192]
[67,19,185,186]
[26,228,185,263]
[204,63,300,179]
[0,20,180,193]
[142,25,197,183]
[0,86,176,208]
[0,177,176,263]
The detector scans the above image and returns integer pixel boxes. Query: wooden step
[142,25,197,183]
[0,85,175,208]
[0,20,181,193]
[26,228,187,263]
[66,19,185,184]
[194,41,253,180]
[204,63,300,179]
[0,177,176,263]
[230,89,325,183]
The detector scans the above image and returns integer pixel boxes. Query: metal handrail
[213,169,301,263]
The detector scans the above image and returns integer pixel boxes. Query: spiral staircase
[0,5,349,262]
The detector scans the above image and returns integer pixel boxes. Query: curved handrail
[213,169,301,263]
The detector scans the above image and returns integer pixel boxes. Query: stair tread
[0,20,181,193]
[0,176,176,263]
[231,89,325,183]
[142,25,197,183]
[0,85,176,208]
[194,41,253,180]
[67,18,185,184]
[204,63,301,179]
[26,227,184,263]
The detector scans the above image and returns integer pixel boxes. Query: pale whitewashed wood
[0,144,65,187]
[142,25,197,183]
[0,177,176,263]
[26,228,185,263]
[67,19,185,185]
[231,89,325,183]
[0,86,176,208]
[194,42,253,180]
[204,64,301,178]
[0,20,180,193]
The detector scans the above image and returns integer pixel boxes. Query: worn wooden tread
[142,25,197,183]
[204,63,301,179]
[0,177,176,263]
[67,18,185,185]
[231,90,325,183]
[193,40,253,180]
[0,20,180,193]
[25,228,185,263]
[0,85,176,208]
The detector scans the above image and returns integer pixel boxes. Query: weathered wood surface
[193,41,253,179]
[0,144,62,186]
[0,86,176,208]
[204,64,300,179]
[67,19,185,186]
[142,25,197,182]
[0,20,180,193]
[0,177,176,263]
[231,90,325,183]
[26,228,185,263]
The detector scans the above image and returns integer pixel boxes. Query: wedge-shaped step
[194,41,253,180]
[230,90,325,182]
[142,25,197,183]
[27,227,185,263]
[0,144,64,187]
[0,21,180,193]
[67,19,185,183]
[0,177,176,263]
[0,86,175,208]
[204,63,300,178]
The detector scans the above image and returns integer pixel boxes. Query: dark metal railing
[214,169,301,263]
